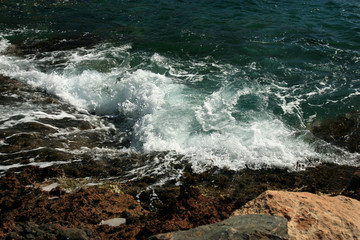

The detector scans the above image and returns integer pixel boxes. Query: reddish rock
[132,185,235,239]
[0,167,147,239]
[233,190,360,240]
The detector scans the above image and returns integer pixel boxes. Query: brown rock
[0,167,148,238]
[137,185,234,238]
[233,190,360,240]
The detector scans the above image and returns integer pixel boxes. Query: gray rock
[149,214,289,240]
[56,228,88,240]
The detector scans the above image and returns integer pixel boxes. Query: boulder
[149,214,289,240]
[233,190,360,240]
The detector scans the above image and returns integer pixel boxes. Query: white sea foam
[0,38,9,53]
[0,160,74,171]
[0,35,359,174]
[132,84,325,171]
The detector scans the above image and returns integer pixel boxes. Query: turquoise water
[0,0,359,171]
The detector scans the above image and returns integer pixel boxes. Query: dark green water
[0,0,359,170]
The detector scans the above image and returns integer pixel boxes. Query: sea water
[0,0,359,174]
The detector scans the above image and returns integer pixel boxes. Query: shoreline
[1,74,360,239]
[1,162,359,239]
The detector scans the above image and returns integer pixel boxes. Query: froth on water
[0,33,359,176]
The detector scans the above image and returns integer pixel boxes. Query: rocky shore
[1,74,360,239]
[1,163,360,239]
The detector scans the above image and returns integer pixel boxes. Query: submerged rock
[0,75,120,173]
[149,214,289,240]
[233,190,360,240]
[8,34,103,56]
[311,111,360,153]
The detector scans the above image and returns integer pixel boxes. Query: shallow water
[0,0,359,175]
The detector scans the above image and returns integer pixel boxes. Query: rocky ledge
[1,165,360,239]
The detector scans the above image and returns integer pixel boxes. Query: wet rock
[0,75,21,93]
[149,214,289,240]
[0,147,75,167]
[0,75,119,171]
[181,163,360,206]
[13,34,103,55]
[0,133,59,154]
[311,111,360,153]
[38,118,94,130]
[0,75,60,106]
[6,122,58,134]
[233,190,360,240]
[2,44,23,56]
